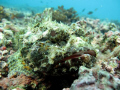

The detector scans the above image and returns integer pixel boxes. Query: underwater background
[0,0,120,22]
[0,0,120,90]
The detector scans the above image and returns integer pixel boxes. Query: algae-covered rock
[0,6,9,22]
[35,5,79,25]
[0,32,4,46]
[70,66,120,90]
[7,50,34,78]
[7,8,96,78]
[52,6,79,24]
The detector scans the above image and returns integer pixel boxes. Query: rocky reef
[0,6,10,22]
[35,6,79,25]
[69,66,120,90]
[52,5,79,24]
[0,6,120,90]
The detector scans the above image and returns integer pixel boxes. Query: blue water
[0,0,120,22]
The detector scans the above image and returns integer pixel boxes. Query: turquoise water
[0,0,120,22]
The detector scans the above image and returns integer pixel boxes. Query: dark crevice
[45,71,79,90]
